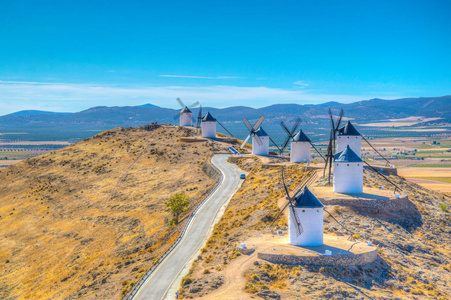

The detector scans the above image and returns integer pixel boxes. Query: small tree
[166,192,190,225]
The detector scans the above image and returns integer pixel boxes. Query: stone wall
[320,195,410,211]
[258,248,377,266]
[364,165,398,176]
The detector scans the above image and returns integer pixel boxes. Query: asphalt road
[132,154,245,300]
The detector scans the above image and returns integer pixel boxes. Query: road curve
[132,154,245,300]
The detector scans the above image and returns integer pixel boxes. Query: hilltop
[0,125,235,299]
[179,157,451,299]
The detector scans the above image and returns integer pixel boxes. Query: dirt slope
[0,125,231,299]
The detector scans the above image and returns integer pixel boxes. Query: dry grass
[0,125,231,299]
[180,159,451,299]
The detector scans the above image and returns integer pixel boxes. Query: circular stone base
[309,186,409,210]
[239,234,377,267]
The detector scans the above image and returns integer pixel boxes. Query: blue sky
[0,0,450,113]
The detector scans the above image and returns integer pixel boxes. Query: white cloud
[294,81,309,88]
[0,80,401,114]
[159,75,244,79]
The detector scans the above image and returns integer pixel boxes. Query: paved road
[133,154,245,300]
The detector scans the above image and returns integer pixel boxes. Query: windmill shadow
[335,192,390,200]
[303,256,394,290]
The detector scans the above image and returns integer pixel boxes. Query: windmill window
[347,137,349,139]
[357,164,359,166]
[302,210,305,212]
[347,164,349,166]
[317,210,319,212]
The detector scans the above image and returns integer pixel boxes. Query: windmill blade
[268,201,289,228]
[243,117,254,132]
[280,136,291,153]
[173,113,181,120]
[188,101,200,109]
[269,136,282,154]
[217,120,234,137]
[176,98,185,108]
[196,105,202,128]
[289,201,303,236]
[281,167,291,198]
[328,108,335,130]
[291,118,302,135]
[310,142,326,161]
[253,115,265,131]
[362,135,391,165]
[363,161,402,191]
[335,108,344,130]
[240,134,252,149]
[254,134,263,146]
[280,121,292,136]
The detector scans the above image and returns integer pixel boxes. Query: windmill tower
[180,107,193,127]
[173,98,199,127]
[274,169,323,246]
[333,145,363,193]
[337,121,362,158]
[241,116,269,156]
[280,119,325,162]
[289,187,324,246]
[253,127,270,156]
[201,112,216,138]
[291,130,312,163]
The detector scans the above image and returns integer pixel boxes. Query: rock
[257,289,280,300]
[189,286,202,293]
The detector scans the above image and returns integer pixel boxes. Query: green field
[408,164,451,168]
[409,177,451,184]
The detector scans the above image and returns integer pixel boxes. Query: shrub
[181,275,193,286]
[439,203,448,212]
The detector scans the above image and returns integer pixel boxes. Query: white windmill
[290,130,312,163]
[280,119,326,163]
[337,121,362,158]
[240,116,269,155]
[201,112,216,138]
[173,98,199,127]
[333,145,363,193]
[271,169,323,246]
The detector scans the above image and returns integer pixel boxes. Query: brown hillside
[0,125,231,299]
[180,158,451,300]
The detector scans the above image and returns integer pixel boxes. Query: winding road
[132,154,245,300]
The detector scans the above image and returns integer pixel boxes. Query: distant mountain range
[0,96,449,142]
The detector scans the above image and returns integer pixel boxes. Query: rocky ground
[180,157,451,299]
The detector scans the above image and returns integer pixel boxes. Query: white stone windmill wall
[337,121,362,157]
[291,142,310,163]
[289,207,323,246]
[180,111,193,126]
[201,112,217,138]
[333,145,363,193]
[201,121,216,138]
[288,187,324,246]
[252,135,269,155]
[337,136,361,157]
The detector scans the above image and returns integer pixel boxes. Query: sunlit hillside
[0,125,229,299]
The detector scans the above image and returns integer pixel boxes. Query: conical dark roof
[292,130,311,142]
[294,186,323,208]
[338,121,361,136]
[202,112,216,122]
[255,127,269,137]
[334,145,363,162]
[181,106,192,113]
